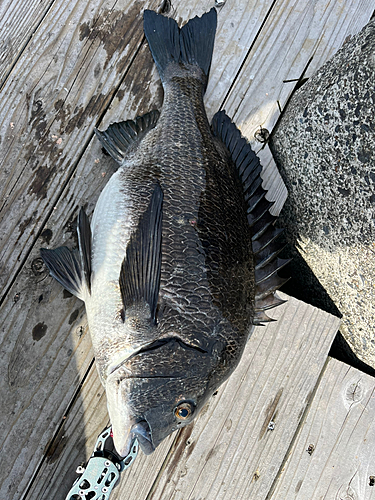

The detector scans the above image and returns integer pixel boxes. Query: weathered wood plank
[205,0,275,121]
[0,297,92,499]
[269,358,375,500]
[0,0,162,299]
[224,0,374,214]
[0,3,286,498]
[24,365,177,500]
[227,0,374,145]
[111,295,339,500]
[0,0,55,87]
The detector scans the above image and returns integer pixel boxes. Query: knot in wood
[345,379,364,405]
[31,257,47,276]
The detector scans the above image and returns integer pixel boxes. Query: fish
[41,7,289,458]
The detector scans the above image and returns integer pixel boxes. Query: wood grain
[223,0,374,214]
[269,358,375,500]
[226,0,375,143]
[120,295,339,500]
[0,0,162,299]
[0,0,55,87]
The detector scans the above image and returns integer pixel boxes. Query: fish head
[105,336,225,457]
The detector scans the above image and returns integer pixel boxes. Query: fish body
[41,8,288,458]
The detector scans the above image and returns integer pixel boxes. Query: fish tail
[143,8,217,85]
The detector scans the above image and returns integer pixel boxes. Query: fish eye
[175,402,193,420]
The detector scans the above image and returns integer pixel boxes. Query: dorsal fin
[95,110,160,163]
[211,110,290,324]
[119,182,163,323]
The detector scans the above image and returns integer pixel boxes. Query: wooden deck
[0,1,374,499]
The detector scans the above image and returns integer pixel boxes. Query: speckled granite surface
[270,20,375,368]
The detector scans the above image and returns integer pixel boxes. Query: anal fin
[120,182,163,324]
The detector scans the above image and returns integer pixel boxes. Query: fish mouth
[119,420,154,457]
[130,420,154,455]
[108,336,210,456]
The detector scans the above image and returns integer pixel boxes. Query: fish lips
[121,420,154,457]
[105,371,155,457]
[130,420,154,455]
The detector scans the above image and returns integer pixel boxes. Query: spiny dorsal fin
[253,310,277,326]
[120,182,163,323]
[95,110,160,163]
[255,293,287,312]
[211,110,290,325]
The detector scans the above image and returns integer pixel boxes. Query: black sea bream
[41,8,289,458]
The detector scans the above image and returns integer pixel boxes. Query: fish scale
[41,7,289,462]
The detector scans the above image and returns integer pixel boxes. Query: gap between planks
[25,294,340,500]
[1,1,374,498]
[269,357,375,500]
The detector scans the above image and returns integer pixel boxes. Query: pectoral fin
[120,182,163,323]
[40,246,85,300]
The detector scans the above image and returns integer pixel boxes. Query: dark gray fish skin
[40,8,288,459]
[103,9,255,456]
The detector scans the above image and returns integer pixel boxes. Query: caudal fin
[143,8,217,84]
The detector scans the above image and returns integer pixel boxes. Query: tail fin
[143,8,217,83]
